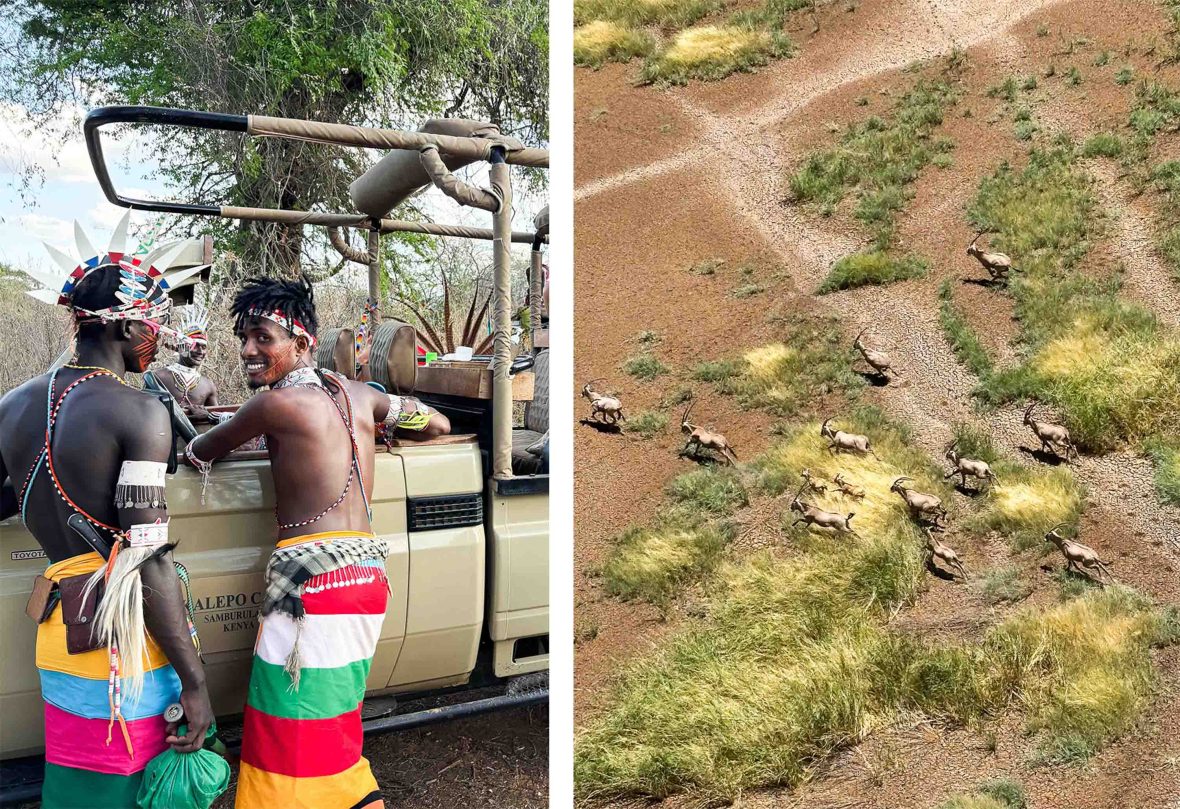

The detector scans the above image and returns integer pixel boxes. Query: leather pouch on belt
[25,575,59,624]
[59,574,105,654]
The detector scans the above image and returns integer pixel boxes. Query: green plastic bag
[136,723,230,809]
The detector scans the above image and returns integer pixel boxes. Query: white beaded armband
[115,460,168,509]
[128,520,170,549]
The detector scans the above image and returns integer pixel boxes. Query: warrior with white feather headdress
[148,303,220,421]
[0,212,214,807]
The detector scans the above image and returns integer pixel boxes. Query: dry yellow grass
[662,25,770,68]
[573,20,653,66]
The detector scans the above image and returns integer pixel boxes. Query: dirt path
[576,0,1180,805]
[575,0,1069,203]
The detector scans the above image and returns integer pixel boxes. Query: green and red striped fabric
[236,553,388,809]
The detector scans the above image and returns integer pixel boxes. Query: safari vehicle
[0,106,549,799]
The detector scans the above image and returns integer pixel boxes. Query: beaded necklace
[18,368,127,538]
[271,367,372,530]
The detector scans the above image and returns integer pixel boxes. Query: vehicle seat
[512,349,548,475]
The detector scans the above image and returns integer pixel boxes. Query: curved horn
[792,480,807,502]
[821,417,833,432]
[586,377,605,386]
[681,398,695,425]
[854,327,868,343]
[1046,522,1070,536]
[1024,402,1036,416]
[969,230,986,249]
[891,477,913,487]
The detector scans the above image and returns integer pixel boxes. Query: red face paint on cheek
[132,322,162,372]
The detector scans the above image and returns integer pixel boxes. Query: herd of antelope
[579,235,1112,585]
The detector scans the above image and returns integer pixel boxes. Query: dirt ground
[575,0,1180,806]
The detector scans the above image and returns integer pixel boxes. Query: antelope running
[1045,523,1113,583]
[581,379,626,424]
[786,482,858,536]
[966,231,1014,283]
[1023,403,1079,462]
[890,477,948,527]
[820,418,880,460]
[832,473,866,500]
[924,527,969,580]
[944,441,996,490]
[680,400,738,465]
[853,328,901,378]
[801,467,829,494]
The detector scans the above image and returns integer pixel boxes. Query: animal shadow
[961,277,1005,291]
[953,483,986,498]
[678,448,722,467]
[580,418,623,434]
[855,370,891,387]
[925,559,957,581]
[1017,445,1065,466]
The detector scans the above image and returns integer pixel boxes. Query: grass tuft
[964,463,1083,551]
[688,257,724,275]
[940,778,1028,809]
[600,515,734,608]
[1145,435,1180,506]
[574,0,722,28]
[1081,131,1124,158]
[623,410,668,439]
[639,25,794,85]
[938,280,994,378]
[667,466,749,516]
[977,567,1033,604]
[703,315,863,416]
[574,21,654,67]
[622,351,669,381]
[819,250,928,293]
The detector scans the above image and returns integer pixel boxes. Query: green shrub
[688,257,724,275]
[623,410,669,439]
[818,250,928,293]
[978,567,1033,604]
[789,71,960,244]
[667,466,748,516]
[1082,132,1124,158]
[938,280,994,378]
[692,359,742,386]
[623,352,668,380]
[574,0,722,27]
[1115,66,1133,85]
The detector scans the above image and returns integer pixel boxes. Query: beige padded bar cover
[349,119,502,216]
[248,115,549,165]
[530,249,543,348]
[419,147,501,212]
[491,158,513,480]
[221,204,536,242]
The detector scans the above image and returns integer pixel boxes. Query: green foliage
[1022,75,1039,91]
[818,251,928,293]
[1094,50,1111,67]
[692,359,743,386]
[623,352,669,381]
[1013,119,1038,142]
[1115,66,1134,85]
[574,21,654,67]
[623,410,669,439]
[988,76,1019,103]
[1082,132,1125,158]
[1145,435,1180,506]
[790,72,960,245]
[730,282,765,298]
[3,0,549,272]
[667,467,749,516]
[1065,66,1083,86]
[938,280,994,378]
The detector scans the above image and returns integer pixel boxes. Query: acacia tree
[1,0,548,275]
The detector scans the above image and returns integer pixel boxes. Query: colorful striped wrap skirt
[36,551,182,808]
[236,531,389,809]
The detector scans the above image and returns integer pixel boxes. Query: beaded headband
[28,212,206,325]
[246,307,318,348]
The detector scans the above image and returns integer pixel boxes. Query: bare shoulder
[0,372,51,414]
[112,384,171,428]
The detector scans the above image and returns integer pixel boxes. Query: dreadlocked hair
[230,274,319,340]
